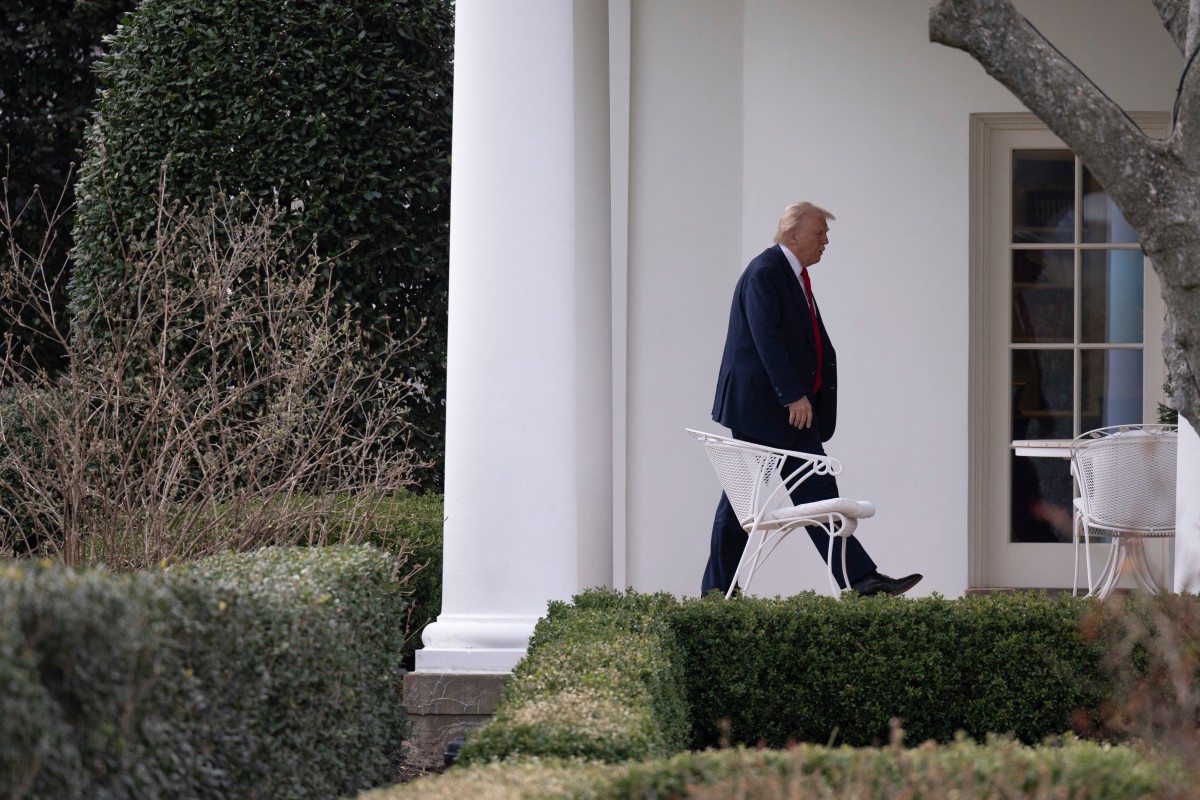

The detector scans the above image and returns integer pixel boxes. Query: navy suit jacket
[711,244,838,444]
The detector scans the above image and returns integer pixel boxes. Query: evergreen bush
[0,545,409,799]
[322,490,444,668]
[71,0,453,482]
[169,546,410,798]
[460,589,1107,767]
[457,590,690,765]
[0,0,135,374]
[672,591,1103,748]
[366,491,445,668]
[359,738,1176,800]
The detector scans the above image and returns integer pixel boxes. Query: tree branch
[931,0,1200,428]
[1154,0,1191,54]
[930,0,1167,231]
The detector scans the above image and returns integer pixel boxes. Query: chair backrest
[1071,424,1177,534]
[686,429,788,524]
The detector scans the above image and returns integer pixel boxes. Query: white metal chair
[687,428,875,598]
[1070,424,1177,599]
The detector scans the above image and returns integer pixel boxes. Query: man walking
[702,202,921,597]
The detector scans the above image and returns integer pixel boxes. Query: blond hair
[773,202,835,244]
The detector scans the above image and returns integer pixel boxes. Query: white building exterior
[417,0,1191,673]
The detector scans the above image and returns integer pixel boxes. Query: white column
[1175,417,1200,591]
[416,0,612,673]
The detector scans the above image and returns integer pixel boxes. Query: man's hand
[787,396,813,429]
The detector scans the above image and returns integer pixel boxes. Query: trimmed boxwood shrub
[359,737,1177,800]
[673,591,1103,748]
[70,0,453,483]
[0,545,408,799]
[168,545,410,798]
[360,491,444,669]
[457,590,690,765]
[459,589,1108,768]
[0,561,213,798]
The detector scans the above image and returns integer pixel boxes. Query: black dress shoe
[851,571,923,597]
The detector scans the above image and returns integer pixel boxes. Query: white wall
[621,0,1182,598]
[624,0,746,592]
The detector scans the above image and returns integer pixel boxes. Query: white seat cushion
[745,497,875,532]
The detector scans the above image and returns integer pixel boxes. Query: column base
[402,671,511,770]
[416,612,540,672]
[415,647,528,673]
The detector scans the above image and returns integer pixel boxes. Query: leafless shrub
[1081,593,1200,758]
[0,177,425,569]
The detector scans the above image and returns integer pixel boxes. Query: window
[969,114,1168,589]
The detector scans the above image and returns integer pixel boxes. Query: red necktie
[800,267,823,394]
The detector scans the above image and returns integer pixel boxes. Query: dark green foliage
[326,491,444,669]
[673,591,1103,748]
[169,546,409,799]
[1159,377,1180,424]
[950,592,1104,743]
[70,0,453,483]
[0,387,61,555]
[0,0,135,374]
[462,589,1109,768]
[364,738,1176,800]
[0,562,211,798]
[376,492,444,669]
[457,589,691,765]
[0,545,409,799]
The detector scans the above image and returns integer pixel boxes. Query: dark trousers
[700,426,876,596]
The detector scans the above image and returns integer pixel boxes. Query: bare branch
[1154,0,1191,54]
[930,0,1169,231]
[931,0,1200,429]
[0,177,427,568]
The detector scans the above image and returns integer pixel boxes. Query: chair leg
[825,527,835,597]
[1084,528,1118,598]
[1084,525,1097,596]
[1093,543,1125,600]
[1072,513,1081,597]
[727,530,761,599]
[821,514,851,597]
[840,541,849,595]
[731,528,789,598]
[1125,538,1165,594]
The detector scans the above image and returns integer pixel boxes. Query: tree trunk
[930,0,1200,428]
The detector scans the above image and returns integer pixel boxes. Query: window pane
[1013,150,1074,244]
[1081,250,1143,344]
[1083,166,1137,243]
[1081,349,1143,432]
[1012,349,1073,440]
[1010,453,1073,543]
[1012,249,1073,343]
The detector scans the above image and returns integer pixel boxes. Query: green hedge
[457,591,690,765]
[673,591,1103,748]
[460,589,1107,767]
[313,490,444,669]
[0,545,408,799]
[70,0,453,484]
[0,0,135,375]
[359,492,444,669]
[360,738,1177,800]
